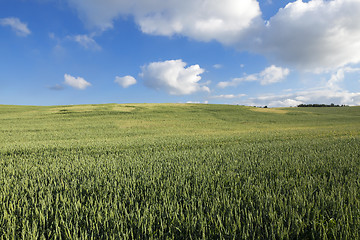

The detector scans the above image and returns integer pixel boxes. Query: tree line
[297,103,348,107]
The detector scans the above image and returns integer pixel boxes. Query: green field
[1,103,359,239]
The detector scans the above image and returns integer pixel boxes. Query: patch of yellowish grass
[110,105,136,112]
[249,107,288,114]
[49,104,139,114]
[49,105,98,113]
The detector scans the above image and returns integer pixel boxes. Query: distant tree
[297,103,347,107]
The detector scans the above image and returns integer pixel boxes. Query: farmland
[0,103,359,239]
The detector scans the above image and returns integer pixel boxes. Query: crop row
[1,135,359,239]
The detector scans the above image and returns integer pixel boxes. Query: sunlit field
[1,103,359,239]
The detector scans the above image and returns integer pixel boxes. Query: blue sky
[1,0,360,106]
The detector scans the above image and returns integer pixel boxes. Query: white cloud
[140,59,209,95]
[68,34,101,50]
[293,90,340,104]
[0,17,31,36]
[66,0,261,44]
[259,65,290,85]
[115,75,137,88]
[186,101,208,104]
[66,0,131,31]
[218,65,289,88]
[65,0,360,73]
[136,0,261,44]
[232,66,360,107]
[254,0,360,72]
[64,74,92,90]
[263,89,360,107]
[210,94,246,99]
[243,71,360,107]
[213,64,223,69]
[327,69,345,90]
[327,67,360,90]
[267,98,303,108]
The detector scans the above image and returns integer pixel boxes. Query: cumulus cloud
[140,59,209,95]
[66,0,360,73]
[0,17,31,36]
[248,89,360,107]
[66,0,131,31]
[65,0,360,75]
[254,0,360,72]
[66,0,261,44]
[259,65,290,85]
[64,74,91,90]
[218,65,289,88]
[243,69,360,107]
[114,75,137,88]
[68,34,101,50]
[326,67,360,90]
[269,99,303,108]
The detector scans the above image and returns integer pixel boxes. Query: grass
[0,103,359,239]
